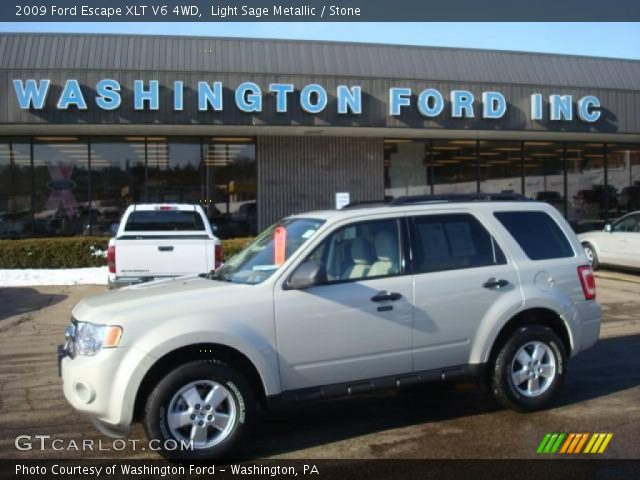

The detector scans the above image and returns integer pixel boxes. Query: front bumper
[61,345,153,434]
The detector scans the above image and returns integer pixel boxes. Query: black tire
[144,360,255,460]
[582,242,600,270]
[489,325,567,412]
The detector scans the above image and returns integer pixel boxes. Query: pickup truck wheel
[144,360,254,460]
[489,325,566,412]
[582,242,600,270]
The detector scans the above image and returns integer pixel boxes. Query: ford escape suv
[59,198,601,459]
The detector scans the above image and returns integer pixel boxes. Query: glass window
[124,210,205,232]
[611,213,640,233]
[566,143,607,232]
[523,141,565,214]
[213,217,324,285]
[204,138,256,239]
[479,141,522,195]
[411,214,506,273]
[494,211,574,260]
[90,138,145,236]
[384,139,430,199]
[33,137,89,236]
[432,140,478,195]
[308,218,402,283]
[607,144,640,215]
[146,137,202,204]
[0,139,32,238]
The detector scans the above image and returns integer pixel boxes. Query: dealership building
[0,32,639,239]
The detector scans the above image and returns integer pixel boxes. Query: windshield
[213,217,325,284]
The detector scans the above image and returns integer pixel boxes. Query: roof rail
[341,198,392,210]
[388,192,530,206]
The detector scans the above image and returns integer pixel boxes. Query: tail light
[577,265,596,300]
[107,245,116,274]
[214,244,223,269]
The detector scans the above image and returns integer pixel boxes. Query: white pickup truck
[107,204,221,288]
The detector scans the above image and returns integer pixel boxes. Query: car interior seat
[368,230,399,277]
[342,237,374,279]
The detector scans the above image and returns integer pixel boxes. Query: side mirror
[287,261,326,290]
[604,224,612,233]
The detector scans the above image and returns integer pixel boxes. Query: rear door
[116,207,210,277]
[410,212,521,371]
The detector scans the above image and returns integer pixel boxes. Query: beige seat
[368,231,399,277]
[342,237,374,280]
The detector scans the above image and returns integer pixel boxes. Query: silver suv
[59,198,601,459]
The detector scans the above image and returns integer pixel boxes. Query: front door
[409,212,521,371]
[273,217,413,391]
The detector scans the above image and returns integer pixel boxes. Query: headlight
[74,322,123,356]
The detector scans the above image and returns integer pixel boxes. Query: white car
[107,204,221,288]
[579,211,640,270]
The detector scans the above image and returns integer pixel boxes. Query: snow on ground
[0,267,108,286]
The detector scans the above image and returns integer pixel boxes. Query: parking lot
[0,273,639,459]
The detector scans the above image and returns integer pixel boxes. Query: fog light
[74,381,95,404]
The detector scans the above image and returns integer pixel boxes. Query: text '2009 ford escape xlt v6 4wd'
[59,198,601,459]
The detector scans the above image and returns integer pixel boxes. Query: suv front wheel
[144,360,255,459]
[489,325,567,412]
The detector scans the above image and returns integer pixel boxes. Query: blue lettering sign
[300,84,327,114]
[451,90,475,118]
[269,83,294,113]
[235,82,262,112]
[173,81,184,111]
[530,93,543,121]
[198,81,223,111]
[57,80,87,110]
[389,88,411,116]
[13,79,50,110]
[134,80,159,110]
[550,95,573,121]
[337,85,362,114]
[95,79,121,110]
[577,95,601,123]
[482,91,506,119]
[417,88,444,117]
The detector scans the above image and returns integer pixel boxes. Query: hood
[72,275,249,325]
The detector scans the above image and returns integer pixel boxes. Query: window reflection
[523,141,565,213]
[432,140,477,195]
[567,143,607,232]
[33,138,89,236]
[90,138,145,236]
[479,141,522,195]
[607,144,640,215]
[0,140,31,237]
[146,138,202,204]
[384,139,429,199]
[204,138,256,238]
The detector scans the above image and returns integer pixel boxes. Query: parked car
[579,211,640,270]
[106,204,221,288]
[60,198,601,459]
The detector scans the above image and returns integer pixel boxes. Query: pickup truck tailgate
[116,237,210,277]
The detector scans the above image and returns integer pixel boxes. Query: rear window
[494,211,574,260]
[124,210,205,231]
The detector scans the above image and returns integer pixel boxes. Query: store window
[0,139,32,238]
[33,137,89,236]
[90,138,146,236]
[607,144,640,215]
[384,139,430,199]
[432,140,478,195]
[204,137,256,238]
[566,143,606,232]
[479,141,522,195]
[523,141,565,214]
[146,137,202,205]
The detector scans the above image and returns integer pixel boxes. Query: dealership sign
[12,79,602,122]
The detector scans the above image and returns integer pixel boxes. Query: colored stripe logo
[537,433,613,454]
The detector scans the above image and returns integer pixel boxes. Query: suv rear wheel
[144,360,254,459]
[489,325,566,412]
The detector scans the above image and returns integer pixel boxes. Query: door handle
[482,278,509,289]
[158,246,174,252]
[371,291,402,302]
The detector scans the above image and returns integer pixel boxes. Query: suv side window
[411,213,506,273]
[612,214,640,232]
[494,211,574,260]
[309,218,403,283]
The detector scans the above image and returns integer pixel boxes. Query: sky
[0,22,638,59]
